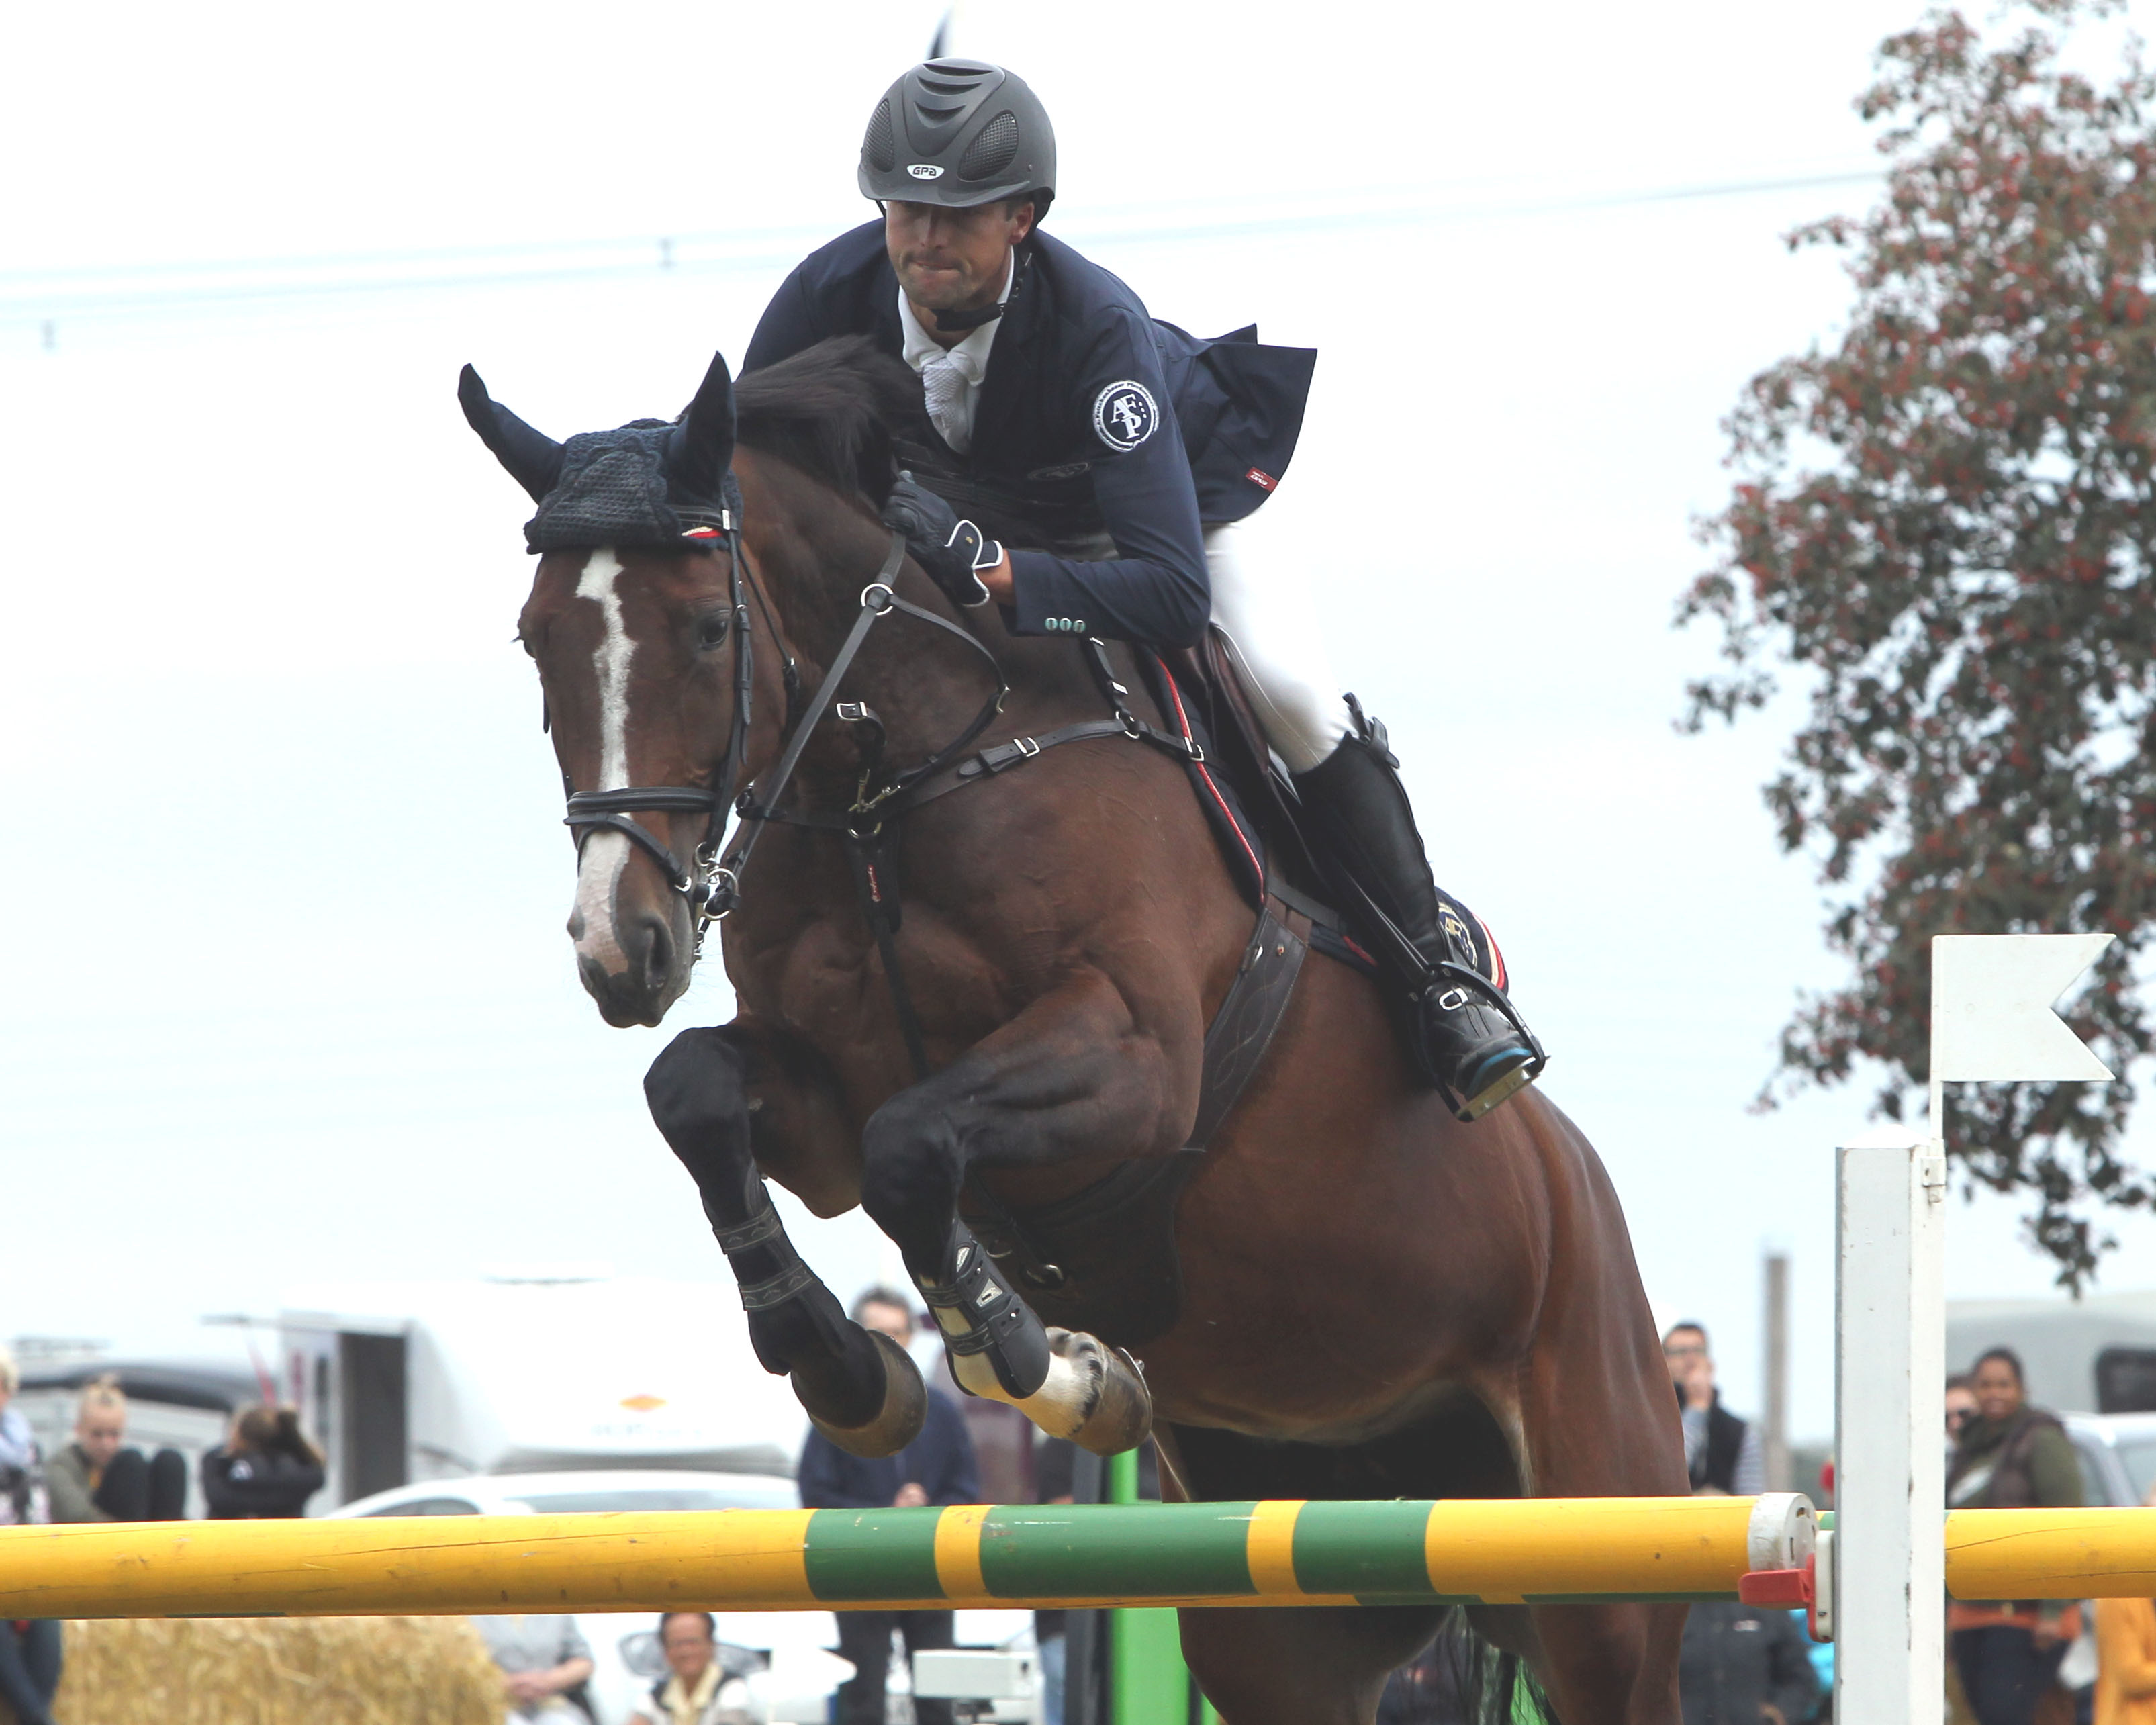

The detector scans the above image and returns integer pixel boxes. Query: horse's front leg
[858,970,1176,1454]
[644,1020,927,1458]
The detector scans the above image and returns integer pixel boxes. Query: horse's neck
[751,489,1096,786]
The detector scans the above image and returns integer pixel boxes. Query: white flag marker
[1931,933,2114,1085]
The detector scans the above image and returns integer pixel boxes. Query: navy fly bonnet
[457,352,740,551]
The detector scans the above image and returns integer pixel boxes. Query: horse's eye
[697,611,732,651]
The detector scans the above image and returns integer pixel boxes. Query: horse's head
[461,353,761,1028]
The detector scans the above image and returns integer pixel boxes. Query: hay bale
[0,1616,503,1725]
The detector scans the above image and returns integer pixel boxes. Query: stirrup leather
[916,1230,1051,1399]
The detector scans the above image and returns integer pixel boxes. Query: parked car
[329,1469,1036,1724]
[2063,1410,2156,1506]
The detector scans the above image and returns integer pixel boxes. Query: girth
[959,886,1309,1348]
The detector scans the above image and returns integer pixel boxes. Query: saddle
[958,630,1370,1348]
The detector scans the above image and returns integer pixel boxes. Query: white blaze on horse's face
[570,548,635,976]
[563,547,692,1023]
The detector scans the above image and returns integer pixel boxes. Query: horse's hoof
[1051,1329,1154,1457]
[802,1330,927,1459]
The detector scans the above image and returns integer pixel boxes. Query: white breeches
[1204,522,1352,774]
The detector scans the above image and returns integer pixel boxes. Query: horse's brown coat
[519,427,1689,1722]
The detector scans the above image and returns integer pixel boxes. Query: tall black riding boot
[1293,705,1545,1119]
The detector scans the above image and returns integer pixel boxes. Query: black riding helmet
[858,58,1056,217]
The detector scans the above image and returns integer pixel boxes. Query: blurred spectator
[0,1342,62,1725]
[1679,1599,1818,1724]
[1665,1323,1764,1495]
[1947,1374,1978,1462]
[1948,1347,2085,1725]
[475,1614,594,1724]
[201,1405,324,1519]
[628,1611,745,1725]
[798,1288,981,1725]
[45,1376,187,1522]
[2093,1486,2156,1724]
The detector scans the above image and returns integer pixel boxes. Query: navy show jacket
[741,221,1315,649]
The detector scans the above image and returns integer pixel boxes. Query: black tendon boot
[1293,703,1546,1119]
[915,1225,1052,1400]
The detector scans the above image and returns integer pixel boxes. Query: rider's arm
[1001,310,1211,648]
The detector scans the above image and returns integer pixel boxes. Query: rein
[562,516,1207,1058]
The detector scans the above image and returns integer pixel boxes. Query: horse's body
[474,342,1687,1723]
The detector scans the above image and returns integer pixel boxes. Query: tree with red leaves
[1682,0,2156,1282]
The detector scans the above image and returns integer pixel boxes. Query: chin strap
[929,244,1030,333]
[931,301,1005,333]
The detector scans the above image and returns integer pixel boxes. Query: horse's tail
[1438,1609,1556,1724]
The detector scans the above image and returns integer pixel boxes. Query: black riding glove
[881,473,1001,608]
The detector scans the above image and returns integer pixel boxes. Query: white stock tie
[921,352,970,453]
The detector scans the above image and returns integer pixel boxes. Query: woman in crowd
[475,1614,594,1724]
[201,1404,324,1519]
[44,1376,187,1522]
[1947,1346,2086,1725]
[0,1344,63,1725]
[1946,1372,1978,1458]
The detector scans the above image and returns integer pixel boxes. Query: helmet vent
[959,111,1021,181]
[863,99,896,172]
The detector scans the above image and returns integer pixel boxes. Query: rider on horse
[741,58,1543,1122]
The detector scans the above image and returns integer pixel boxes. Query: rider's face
[885,198,1035,317]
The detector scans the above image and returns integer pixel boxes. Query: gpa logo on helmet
[907,163,945,179]
[1092,381,1158,453]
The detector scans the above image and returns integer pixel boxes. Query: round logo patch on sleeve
[1092,381,1159,452]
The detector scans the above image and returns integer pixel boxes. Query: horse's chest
[747,910,1007,1082]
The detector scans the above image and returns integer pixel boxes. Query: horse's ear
[671,350,736,500]
[458,363,566,503]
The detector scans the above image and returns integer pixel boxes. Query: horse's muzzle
[574,907,688,1028]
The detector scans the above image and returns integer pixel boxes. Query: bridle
[559,502,761,955]
[559,507,1019,962]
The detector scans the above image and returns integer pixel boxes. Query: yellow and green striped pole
[0,1495,1814,1620]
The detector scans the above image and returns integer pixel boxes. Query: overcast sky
[7,0,2153,1448]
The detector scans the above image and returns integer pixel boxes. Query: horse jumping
[462,339,1689,1723]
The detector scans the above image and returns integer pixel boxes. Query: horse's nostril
[639,916,675,992]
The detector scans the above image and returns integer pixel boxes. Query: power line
[3,167,1883,333]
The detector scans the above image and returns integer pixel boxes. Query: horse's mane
[734,336,921,508]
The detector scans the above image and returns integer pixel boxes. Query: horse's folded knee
[643,1026,753,1179]
[859,1097,965,1242]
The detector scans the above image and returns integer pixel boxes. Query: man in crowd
[797,1289,981,1725]
[1678,1593,1820,1724]
[628,1612,744,1725]
[1664,1322,1765,1496]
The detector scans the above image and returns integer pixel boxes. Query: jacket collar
[968,238,1045,457]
